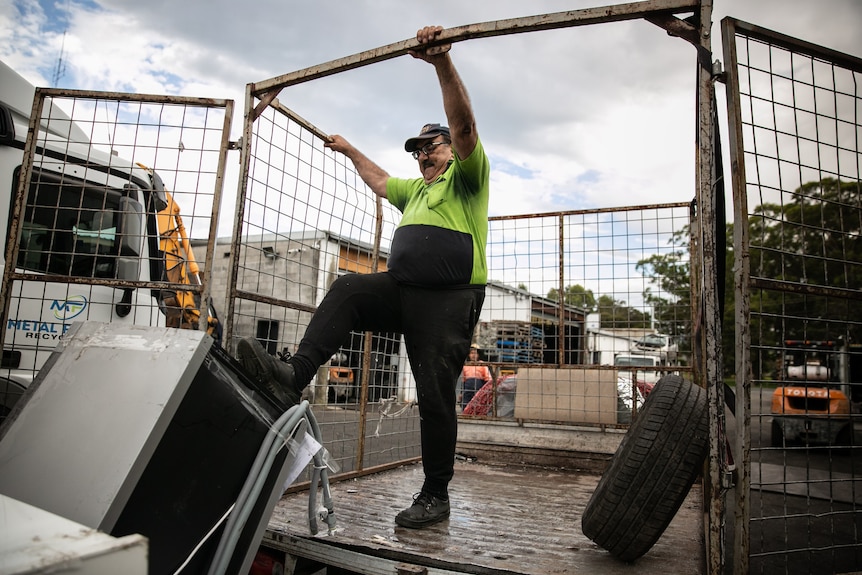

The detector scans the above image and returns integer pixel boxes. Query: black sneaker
[236,337,301,407]
[394,492,450,528]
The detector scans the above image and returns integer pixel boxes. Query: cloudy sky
[2,0,860,225]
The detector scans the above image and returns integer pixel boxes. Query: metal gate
[722,18,862,574]
[0,89,232,418]
[223,0,715,490]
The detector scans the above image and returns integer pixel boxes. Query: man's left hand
[409,25,450,61]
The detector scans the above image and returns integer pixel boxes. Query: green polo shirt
[386,137,490,286]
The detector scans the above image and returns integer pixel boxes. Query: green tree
[596,294,650,329]
[748,177,862,344]
[714,178,862,379]
[636,227,691,340]
[546,284,597,312]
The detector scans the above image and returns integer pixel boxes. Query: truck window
[614,356,657,367]
[12,167,126,279]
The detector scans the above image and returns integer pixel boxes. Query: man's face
[413,137,452,184]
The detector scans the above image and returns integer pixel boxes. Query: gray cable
[204,400,330,575]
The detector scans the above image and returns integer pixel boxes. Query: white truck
[0,60,212,418]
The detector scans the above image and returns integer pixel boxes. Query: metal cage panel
[723,17,862,575]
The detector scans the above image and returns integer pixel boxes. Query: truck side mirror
[115,288,134,318]
[115,195,145,317]
[116,195,144,280]
[147,171,169,212]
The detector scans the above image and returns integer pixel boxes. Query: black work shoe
[236,337,301,407]
[394,492,450,528]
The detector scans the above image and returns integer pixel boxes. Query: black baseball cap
[404,123,450,152]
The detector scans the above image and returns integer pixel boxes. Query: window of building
[256,320,279,355]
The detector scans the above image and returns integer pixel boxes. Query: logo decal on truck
[50,295,88,320]
[6,320,73,339]
[5,297,88,341]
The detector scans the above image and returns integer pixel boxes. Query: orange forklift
[771,340,854,447]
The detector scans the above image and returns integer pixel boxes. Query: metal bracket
[646,13,699,46]
[722,468,736,490]
[712,60,727,83]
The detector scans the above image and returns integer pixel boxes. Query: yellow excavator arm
[139,163,219,339]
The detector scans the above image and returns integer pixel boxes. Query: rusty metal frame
[0,89,233,356]
[722,16,862,574]
[722,19,752,573]
[248,0,699,104]
[228,1,723,570]
[690,4,725,574]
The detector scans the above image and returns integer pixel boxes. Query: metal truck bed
[264,460,704,574]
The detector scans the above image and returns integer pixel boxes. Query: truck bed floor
[265,460,703,574]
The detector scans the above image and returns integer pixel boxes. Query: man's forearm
[436,56,474,135]
[434,54,477,158]
[345,148,390,198]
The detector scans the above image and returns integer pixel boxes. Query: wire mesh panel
[723,18,862,574]
[0,89,230,422]
[227,90,698,479]
[476,206,693,424]
[225,100,421,477]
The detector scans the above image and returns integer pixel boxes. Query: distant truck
[615,353,662,394]
[771,340,853,446]
[629,333,678,363]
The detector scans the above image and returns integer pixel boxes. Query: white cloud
[0,0,55,84]
[3,0,860,228]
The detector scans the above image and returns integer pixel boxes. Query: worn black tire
[581,374,709,562]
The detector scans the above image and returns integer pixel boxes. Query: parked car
[630,333,678,362]
[615,354,662,423]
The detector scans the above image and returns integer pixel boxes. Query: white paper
[282,431,321,493]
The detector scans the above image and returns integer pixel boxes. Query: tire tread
[581,374,709,562]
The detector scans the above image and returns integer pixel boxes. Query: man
[237,25,489,529]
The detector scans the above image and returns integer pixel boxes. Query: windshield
[13,168,126,278]
[615,356,657,367]
[636,334,668,348]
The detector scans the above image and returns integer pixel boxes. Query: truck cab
[0,60,169,418]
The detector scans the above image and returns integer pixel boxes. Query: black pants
[294,272,485,497]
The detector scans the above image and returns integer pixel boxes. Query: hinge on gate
[722,465,737,489]
[712,60,727,83]
[228,137,242,150]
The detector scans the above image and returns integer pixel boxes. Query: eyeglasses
[411,141,448,160]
